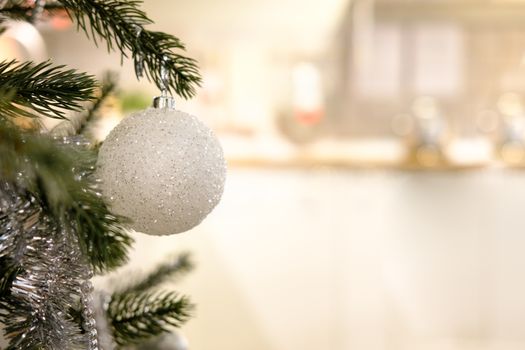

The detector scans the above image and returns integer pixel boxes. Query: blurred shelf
[222,136,525,171]
[376,0,525,25]
[226,156,490,171]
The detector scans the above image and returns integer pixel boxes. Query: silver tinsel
[80,279,101,350]
[0,131,104,350]
[0,181,90,349]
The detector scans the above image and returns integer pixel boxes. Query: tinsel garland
[0,181,95,349]
[0,135,103,349]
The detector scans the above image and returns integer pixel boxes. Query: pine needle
[0,60,97,119]
[59,0,201,98]
[109,291,193,346]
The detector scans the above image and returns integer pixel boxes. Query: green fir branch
[122,252,194,294]
[109,291,193,346]
[0,117,132,272]
[59,0,201,99]
[0,60,97,119]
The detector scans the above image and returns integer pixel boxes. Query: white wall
[98,168,525,350]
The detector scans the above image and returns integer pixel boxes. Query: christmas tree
[0,1,226,349]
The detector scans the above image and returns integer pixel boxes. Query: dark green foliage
[109,291,193,346]
[0,117,132,273]
[0,60,97,119]
[59,0,201,98]
[68,163,133,274]
[122,252,194,294]
[108,253,195,346]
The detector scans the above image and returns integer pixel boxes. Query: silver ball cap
[153,95,176,110]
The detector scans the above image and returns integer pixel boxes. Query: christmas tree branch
[59,0,201,99]
[121,252,194,294]
[0,60,97,119]
[0,117,132,272]
[109,291,193,346]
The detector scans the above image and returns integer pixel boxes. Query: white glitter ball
[96,108,226,235]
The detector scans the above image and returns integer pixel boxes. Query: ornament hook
[159,55,170,96]
[153,55,176,109]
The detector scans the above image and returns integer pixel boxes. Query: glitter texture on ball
[96,108,226,235]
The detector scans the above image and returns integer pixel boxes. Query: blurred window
[354,24,402,98]
[412,23,464,96]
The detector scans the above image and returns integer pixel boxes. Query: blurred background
[5,0,525,349]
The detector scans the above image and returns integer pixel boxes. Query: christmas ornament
[0,20,47,62]
[96,95,226,235]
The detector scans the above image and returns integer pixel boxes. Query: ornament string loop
[160,55,169,96]
[153,55,176,110]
